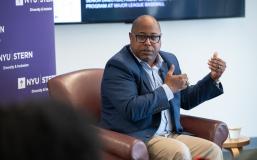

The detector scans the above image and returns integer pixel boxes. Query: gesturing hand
[208,52,226,81]
[164,64,188,93]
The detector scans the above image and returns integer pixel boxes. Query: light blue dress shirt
[131,50,174,136]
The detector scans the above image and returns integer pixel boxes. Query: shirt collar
[129,46,163,69]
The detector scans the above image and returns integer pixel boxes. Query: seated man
[100,15,226,160]
[0,99,100,160]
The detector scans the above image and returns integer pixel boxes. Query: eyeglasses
[132,33,161,44]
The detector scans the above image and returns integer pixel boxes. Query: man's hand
[208,52,226,81]
[164,64,188,93]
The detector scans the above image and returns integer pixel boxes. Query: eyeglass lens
[135,34,161,43]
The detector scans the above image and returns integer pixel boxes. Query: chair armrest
[97,127,149,160]
[180,114,229,148]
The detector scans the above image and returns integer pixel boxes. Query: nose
[144,37,151,45]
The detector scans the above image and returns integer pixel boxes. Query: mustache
[141,48,153,52]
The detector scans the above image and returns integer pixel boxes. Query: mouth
[141,49,153,53]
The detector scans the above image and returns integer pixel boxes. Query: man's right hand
[164,64,188,93]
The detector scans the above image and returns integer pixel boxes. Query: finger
[212,53,226,65]
[181,74,189,86]
[210,57,220,64]
[179,73,187,80]
[209,57,225,73]
[208,60,219,68]
[213,52,219,58]
[209,65,222,73]
[182,79,189,89]
[184,78,189,87]
[209,64,218,71]
[209,58,224,70]
[212,58,226,70]
[217,58,226,68]
[181,73,187,77]
[211,54,223,66]
[167,64,175,76]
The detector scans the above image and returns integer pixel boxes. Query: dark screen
[79,0,245,23]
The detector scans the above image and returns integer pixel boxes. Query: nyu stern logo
[0,25,5,34]
[16,0,24,6]
[15,0,53,6]
[17,77,40,89]
[17,75,54,89]
[18,77,26,89]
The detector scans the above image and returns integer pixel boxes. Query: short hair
[0,99,100,160]
[131,15,161,33]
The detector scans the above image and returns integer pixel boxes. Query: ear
[129,32,133,41]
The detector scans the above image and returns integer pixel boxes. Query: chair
[47,68,229,160]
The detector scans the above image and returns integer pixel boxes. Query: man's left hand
[208,52,226,81]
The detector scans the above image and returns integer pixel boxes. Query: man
[101,15,226,160]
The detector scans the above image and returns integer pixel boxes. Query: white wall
[55,0,257,137]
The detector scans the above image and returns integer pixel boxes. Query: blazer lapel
[159,62,168,81]
[139,61,169,91]
[160,62,183,132]
[138,66,153,91]
[127,48,153,92]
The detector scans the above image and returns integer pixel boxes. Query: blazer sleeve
[101,59,170,122]
[180,73,224,110]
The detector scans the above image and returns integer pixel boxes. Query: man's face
[129,19,161,66]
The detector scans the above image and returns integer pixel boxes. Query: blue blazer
[100,45,223,142]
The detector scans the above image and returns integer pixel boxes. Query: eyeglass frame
[130,32,162,44]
